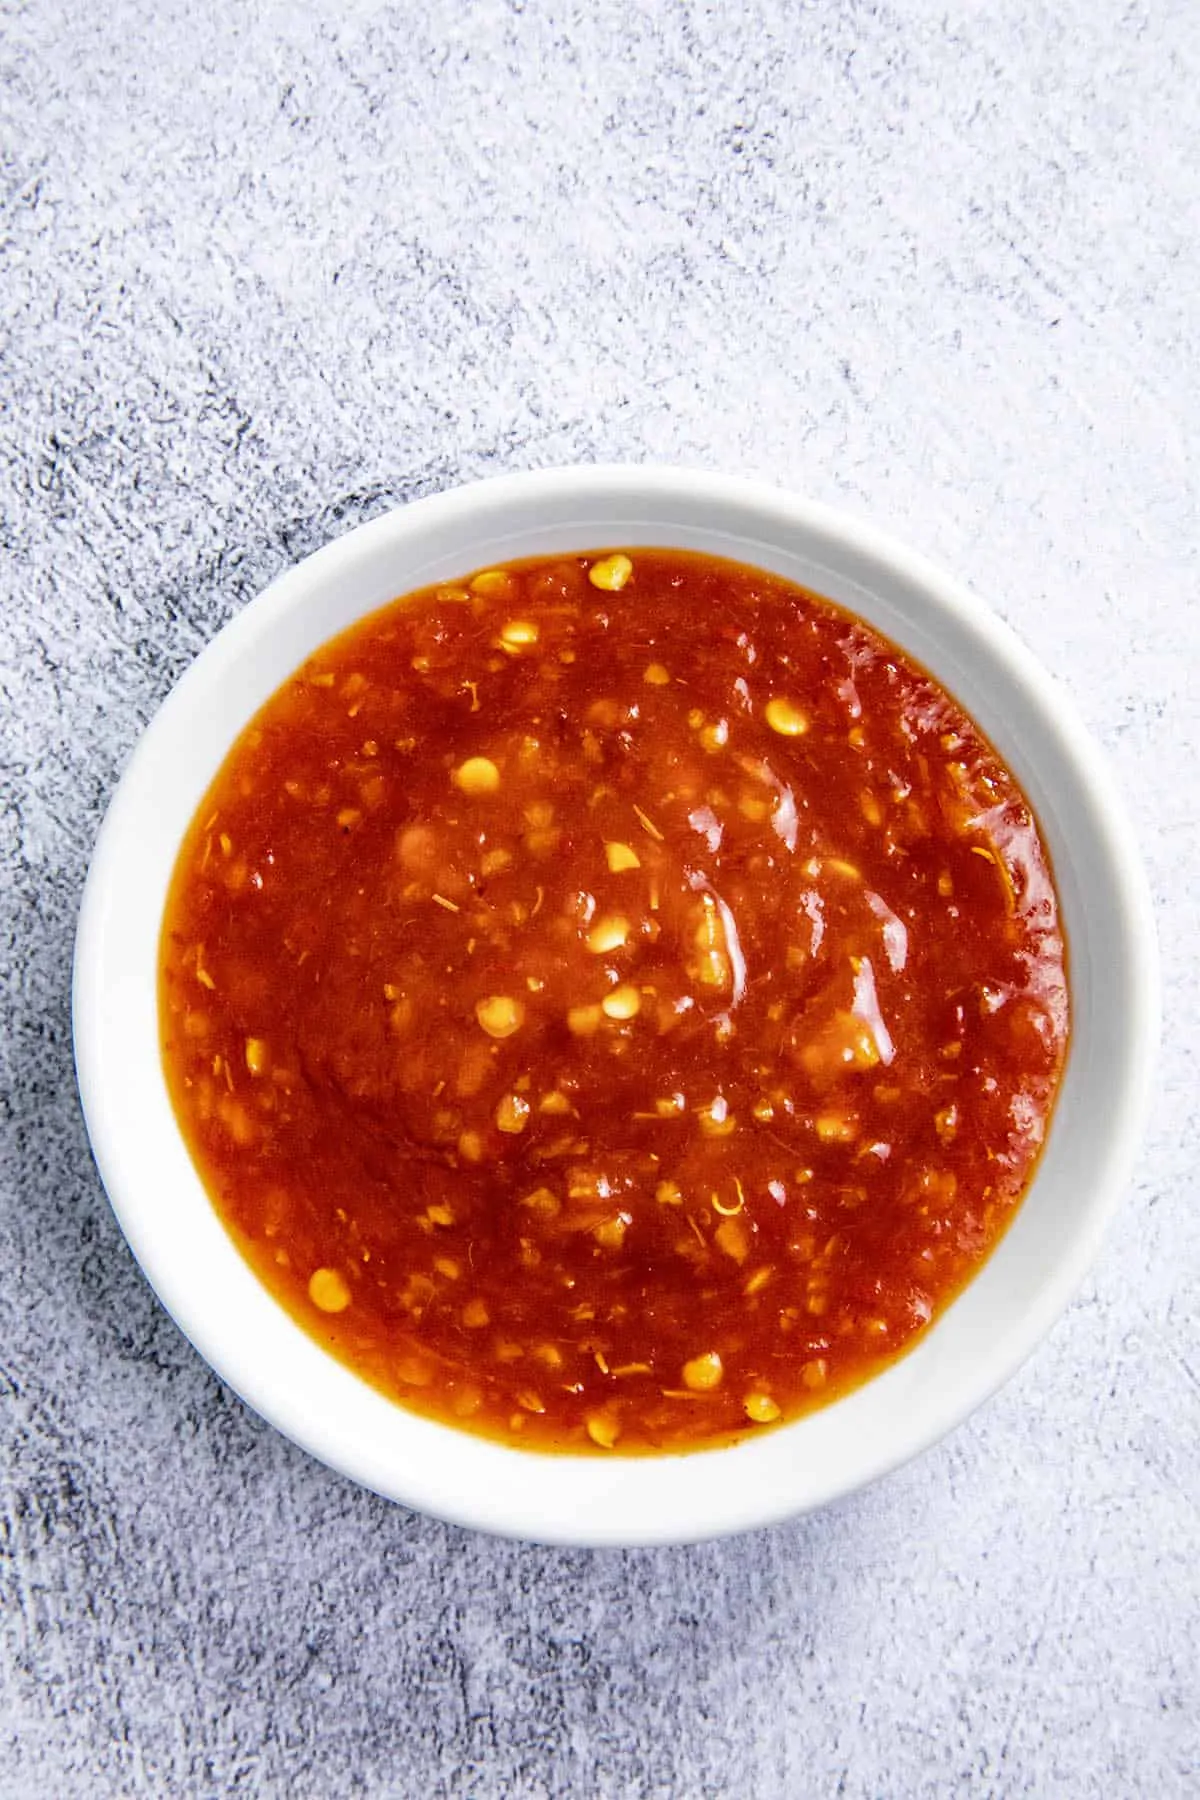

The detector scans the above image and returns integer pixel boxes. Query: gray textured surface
[1,0,1198,1793]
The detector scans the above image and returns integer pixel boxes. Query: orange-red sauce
[159,550,1068,1453]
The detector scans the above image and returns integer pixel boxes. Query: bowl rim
[72,463,1160,1545]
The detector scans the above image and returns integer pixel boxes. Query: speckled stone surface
[2,1,1197,1793]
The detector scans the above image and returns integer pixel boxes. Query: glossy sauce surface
[160,550,1069,1452]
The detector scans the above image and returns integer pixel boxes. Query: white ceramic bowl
[73,466,1158,1546]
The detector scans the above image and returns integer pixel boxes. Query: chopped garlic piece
[499,619,539,649]
[308,1267,351,1313]
[764,697,808,737]
[601,984,641,1020]
[587,914,630,954]
[586,1410,621,1448]
[469,568,514,600]
[689,893,731,990]
[744,1392,781,1424]
[682,1351,724,1392]
[453,756,501,795]
[801,1010,882,1080]
[815,1112,857,1143]
[495,1092,531,1134]
[714,1217,749,1262]
[475,994,525,1039]
[593,1215,628,1250]
[605,841,641,872]
[588,554,633,592]
[520,1186,561,1216]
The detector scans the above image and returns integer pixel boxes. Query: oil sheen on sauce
[159,550,1069,1453]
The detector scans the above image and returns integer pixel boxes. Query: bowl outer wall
[72,466,1159,1546]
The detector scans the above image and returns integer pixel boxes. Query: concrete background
[2,1,1197,1794]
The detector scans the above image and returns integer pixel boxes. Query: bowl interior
[73,468,1157,1545]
